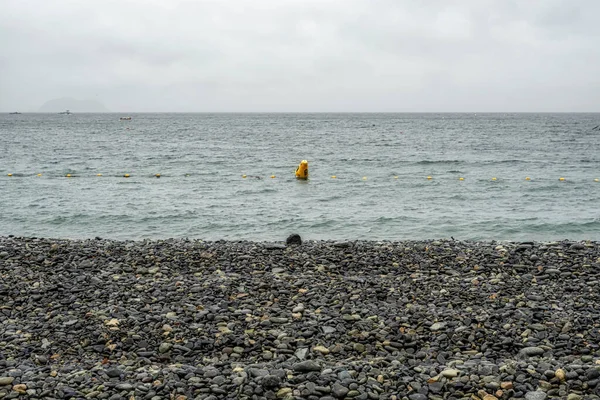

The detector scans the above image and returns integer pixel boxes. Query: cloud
[1,0,599,111]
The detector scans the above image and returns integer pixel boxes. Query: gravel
[1,236,600,399]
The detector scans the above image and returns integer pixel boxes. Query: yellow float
[295,160,308,180]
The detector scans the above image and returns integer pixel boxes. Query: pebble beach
[1,236,600,400]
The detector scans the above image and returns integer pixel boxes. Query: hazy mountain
[39,97,110,112]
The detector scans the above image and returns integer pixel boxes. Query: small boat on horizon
[9,112,21,114]
[120,116,132,120]
[59,110,72,115]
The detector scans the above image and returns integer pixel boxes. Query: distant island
[39,97,110,113]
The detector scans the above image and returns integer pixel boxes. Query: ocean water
[1,113,599,241]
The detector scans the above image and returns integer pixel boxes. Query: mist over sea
[1,112,599,241]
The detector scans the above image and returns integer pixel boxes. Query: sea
[1,113,599,242]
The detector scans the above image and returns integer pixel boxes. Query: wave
[479,159,534,165]
[527,220,600,232]
[414,160,463,165]
[306,219,336,229]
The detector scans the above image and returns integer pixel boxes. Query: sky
[1,0,599,112]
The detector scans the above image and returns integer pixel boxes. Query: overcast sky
[1,0,599,112]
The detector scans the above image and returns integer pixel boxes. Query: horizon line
[3,111,600,114]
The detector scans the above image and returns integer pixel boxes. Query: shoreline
[1,237,599,399]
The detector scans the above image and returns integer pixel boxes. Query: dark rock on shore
[286,234,302,246]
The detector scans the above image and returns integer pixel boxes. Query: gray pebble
[293,361,321,372]
[525,391,547,400]
[520,347,545,357]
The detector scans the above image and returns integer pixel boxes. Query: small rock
[441,369,459,378]
[0,377,14,386]
[525,391,547,400]
[332,382,349,398]
[322,326,336,334]
[106,369,122,378]
[249,368,269,378]
[430,322,446,331]
[292,304,305,313]
[12,384,27,393]
[165,312,177,320]
[529,323,546,331]
[159,342,172,353]
[293,360,321,372]
[277,387,292,398]
[353,343,365,353]
[586,368,600,379]
[286,234,302,246]
[115,383,133,390]
[295,348,308,360]
[261,375,280,388]
[520,347,545,357]
[338,370,352,380]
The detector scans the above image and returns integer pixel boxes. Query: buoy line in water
[2,173,599,182]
